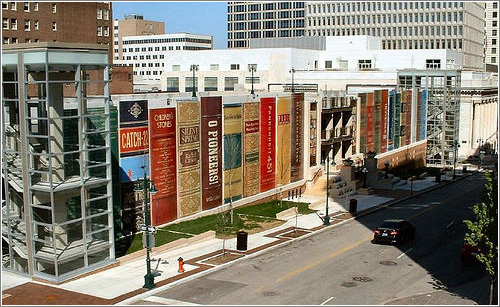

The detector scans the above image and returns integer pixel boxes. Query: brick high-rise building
[1,2,112,48]
[113,14,165,62]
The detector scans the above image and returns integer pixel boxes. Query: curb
[117,171,478,305]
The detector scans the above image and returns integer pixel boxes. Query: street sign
[140,224,157,234]
[142,232,155,249]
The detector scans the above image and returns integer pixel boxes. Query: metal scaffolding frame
[398,69,461,167]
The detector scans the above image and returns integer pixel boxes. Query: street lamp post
[135,169,158,290]
[452,139,460,179]
[322,154,331,226]
[289,68,296,93]
[249,64,256,96]
[362,167,368,188]
[190,64,198,98]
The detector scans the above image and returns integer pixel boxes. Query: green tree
[464,170,498,305]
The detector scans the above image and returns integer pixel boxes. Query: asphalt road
[138,173,486,305]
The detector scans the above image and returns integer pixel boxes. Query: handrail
[299,168,322,193]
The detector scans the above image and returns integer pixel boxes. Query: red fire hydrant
[178,257,185,273]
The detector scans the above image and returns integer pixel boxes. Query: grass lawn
[123,199,316,255]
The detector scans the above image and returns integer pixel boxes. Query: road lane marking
[143,296,199,305]
[446,221,455,228]
[276,235,373,283]
[396,247,415,259]
[320,296,335,305]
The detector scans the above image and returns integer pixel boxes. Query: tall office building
[485,1,498,70]
[227,1,485,70]
[227,1,306,48]
[1,2,112,47]
[113,14,165,62]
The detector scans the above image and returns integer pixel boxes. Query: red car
[460,242,482,262]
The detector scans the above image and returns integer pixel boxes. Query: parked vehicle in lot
[373,219,416,245]
[460,242,482,263]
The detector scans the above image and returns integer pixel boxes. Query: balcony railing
[321,126,353,141]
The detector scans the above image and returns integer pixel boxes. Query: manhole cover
[353,276,373,282]
[380,260,398,266]
[341,281,357,287]
[262,291,278,297]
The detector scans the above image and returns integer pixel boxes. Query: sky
[113,1,228,49]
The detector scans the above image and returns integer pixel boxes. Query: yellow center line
[276,183,478,283]
[277,235,373,283]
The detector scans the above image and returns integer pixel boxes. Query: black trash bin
[462,166,467,173]
[349,199,358,213]
[236,231,248,251]
[435,173,441,183]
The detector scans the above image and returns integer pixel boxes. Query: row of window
[229,10,305,21]
[230,20,305,30]
[381,38,463,50]
[3,37,40,44]
[229,2,305,13]
[165,76,260,92]
[307,2,463,14]
[307,26,465,39]
[2,18,57,31]
[97,26,109,37]
[2,2,56,13]
[3,18,40,31]
[96,8,110,20]
[307,11,464,26]
[122,37,212,45]
[229,29,305,40]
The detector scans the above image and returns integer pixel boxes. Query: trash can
[462,166,467,173]
[349,199,358,213]
[435,173,441,183]
[236,231,248,251]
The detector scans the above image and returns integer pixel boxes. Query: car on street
[373,219,416,245]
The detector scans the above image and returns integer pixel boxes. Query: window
[2,18,8,29]
[104,10,109,20]
[33,2,37,11]
[10,2,15,10]
[492,39,497,46]
[204,77,218,91]
[245,76,260,84]
[34,20,38,30]
[493,11,497,18]
[230,64,240,70]
[97,26,102,36]
[426,59,441,69]
[3,37,8,44]
[52,3,56,13]
[10,18,16,30]
[52,22,56,31]
[97,9,102,19]
[103,26,109,36]
[172,65,180,71]
[2,2,7,10]
[358,59,372,70]
[210,64,219,71]
[325,60,333,69]
[492,57,497,64]
[224,77,238,91]
[11,37,17,43]
[185,77,198,93]
[24,19,29,31]
[23,2,28,11]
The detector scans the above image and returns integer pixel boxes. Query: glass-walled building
[2,42,115,283]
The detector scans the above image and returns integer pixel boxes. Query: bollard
[177,257,185,273]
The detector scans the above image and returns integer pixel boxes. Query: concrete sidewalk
[1,171,477,305]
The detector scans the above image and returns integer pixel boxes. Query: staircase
[305,173,357,198]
